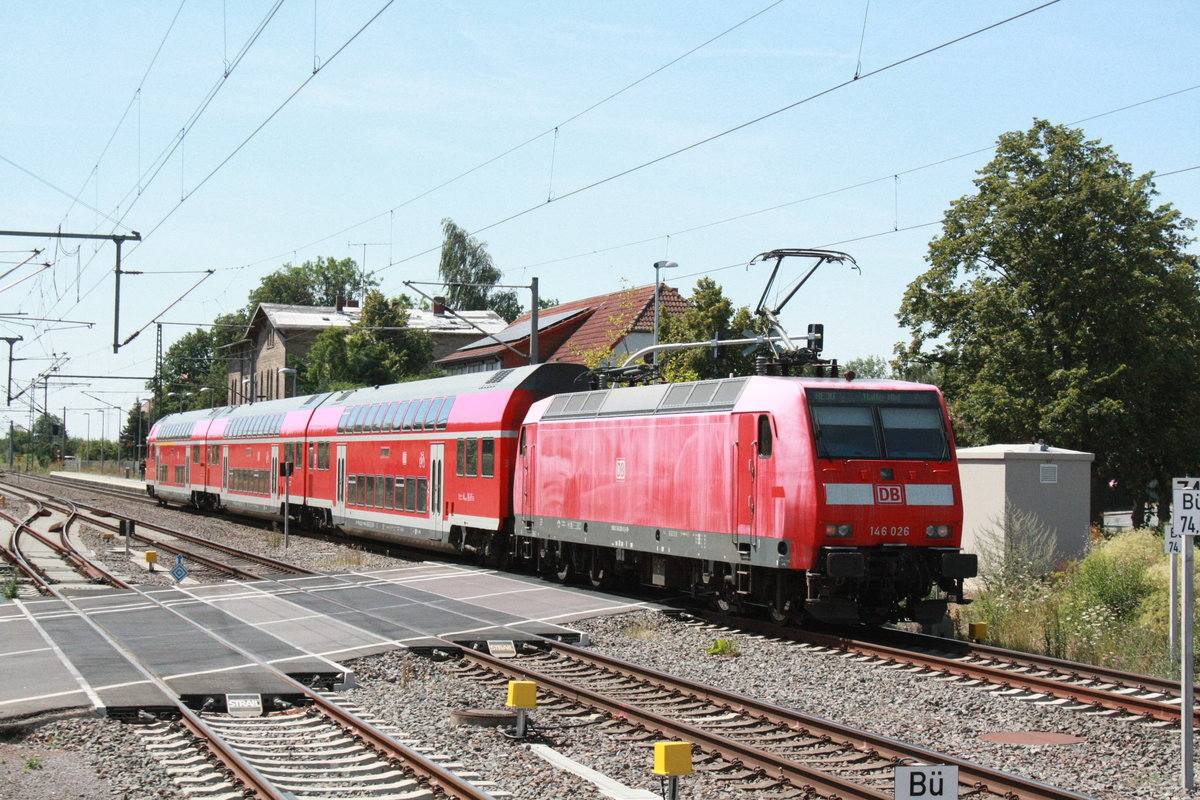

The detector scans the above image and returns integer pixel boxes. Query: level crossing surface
[0,560,666,723]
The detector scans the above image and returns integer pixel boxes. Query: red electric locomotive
[149,367,974,625]
[510,375,975,625]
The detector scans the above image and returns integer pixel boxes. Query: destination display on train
[806,389,940,406]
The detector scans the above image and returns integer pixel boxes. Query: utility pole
[2,336,21,406]
[0,229,141,353]
[348,242,386,303]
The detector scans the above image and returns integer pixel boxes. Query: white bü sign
[895,765,958,800]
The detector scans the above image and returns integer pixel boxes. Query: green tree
[301,290,434,390]
[438,218,521,321]
[31,413,65,464]
[844,355,892,379]
[896,119,1200,522]
[119,401,150,461]
[245,256,374,313]
[659,278,759,382]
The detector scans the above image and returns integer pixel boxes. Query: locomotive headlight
[926,524,952,538]
[825,524,853,538]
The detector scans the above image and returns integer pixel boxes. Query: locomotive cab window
[879,407,948,460]
[811,406,879,459]
[757,415,773,458]
[808,389,948,461]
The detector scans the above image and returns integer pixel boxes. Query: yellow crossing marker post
[652,741,692,800]
[506,680,536,739]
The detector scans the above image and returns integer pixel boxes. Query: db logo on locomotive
[875,484,904,504]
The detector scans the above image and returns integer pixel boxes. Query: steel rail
[0,480,311,581]
[20,504,132,588]
[305,692,497,800]
[542,640,1093,800]
[694,611,1198,725]
[464,647,894,800]
[0,507,55,594]
[865,625,1197,705]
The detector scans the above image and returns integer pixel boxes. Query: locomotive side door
[429,443,445,539]
[734,414,758,544]
[518,427,533,520]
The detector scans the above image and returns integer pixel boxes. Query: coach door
[334,444,347,518]
[222,446,229,495]
[429,443,445,538]
[271,445,279,499]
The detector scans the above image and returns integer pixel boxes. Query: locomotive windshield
[807,389,949,460]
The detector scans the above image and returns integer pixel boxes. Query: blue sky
[1,1,1197,437]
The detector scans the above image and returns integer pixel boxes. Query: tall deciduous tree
[438,219,521,322]
[245,256,375,313]
[896,119,1200,522]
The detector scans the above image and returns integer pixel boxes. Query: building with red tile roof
[436,283,688,374]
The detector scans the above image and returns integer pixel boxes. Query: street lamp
[652,260,679,368]
[167,391,193,411]
[199,387,215,408]
[279,367,297,399]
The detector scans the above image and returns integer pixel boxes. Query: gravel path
[2,474,1198,799]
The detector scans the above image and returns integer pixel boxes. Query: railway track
[0,494,131,595]
[0,478,313,582]
[5,469,156,506]
[457,640,1092,800]
[135,692,501,800]
[689,611,1199,728]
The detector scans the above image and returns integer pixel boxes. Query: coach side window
[481,438,494,478]
[465,439,478,477]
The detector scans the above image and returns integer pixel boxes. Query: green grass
[955,528,1188,678]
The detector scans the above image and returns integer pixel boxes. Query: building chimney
[433,296,447,315]
[335,294,344,313]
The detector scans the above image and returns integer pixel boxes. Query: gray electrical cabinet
[957,444,1094,564]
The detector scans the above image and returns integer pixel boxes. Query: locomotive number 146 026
[870,526,910,537]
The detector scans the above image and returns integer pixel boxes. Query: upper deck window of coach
[384,402,403,431]
[436,397,452,430]
[413,399,432,431]
[401,400,422,432]
[423,398,443,431]
[389,401,408,431]
[370,403,387,432]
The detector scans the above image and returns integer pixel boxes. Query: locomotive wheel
[554,558,573,583]
[714,589,742,615]
[587,564,608,589]
[767,599,793,625]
